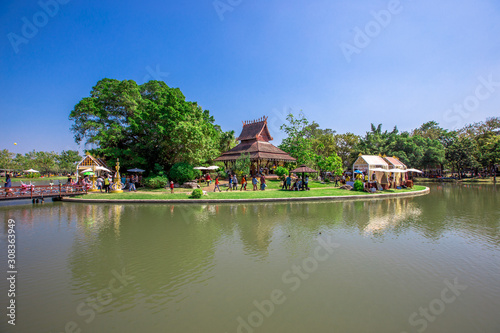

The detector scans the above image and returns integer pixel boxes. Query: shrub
[324,178,331,183]
[144,175,169,189]
[353,179,364,191]
[169,162,197,184]
[275,166,289,177]
[190,188,203,199]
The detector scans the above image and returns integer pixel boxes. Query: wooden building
[215,116,296,175]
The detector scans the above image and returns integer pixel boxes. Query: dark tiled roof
[215,141,296,162]
[237,118,273,142]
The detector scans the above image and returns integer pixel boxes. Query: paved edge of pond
[61,187,430,204]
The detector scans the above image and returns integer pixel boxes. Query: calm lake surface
[1,183,499,333]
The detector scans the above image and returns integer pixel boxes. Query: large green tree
[70,79,227,172]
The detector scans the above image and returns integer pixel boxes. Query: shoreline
[62,187,430,204]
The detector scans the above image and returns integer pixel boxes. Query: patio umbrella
[81,168,94,173]
[290,164,318,190]
[354,170,363,174]
[206,166,220,170]
[82,171,95,176]
[406,168,423,173]
[193,167,207,170]
[127,168,145,173]
[24,168,39,173]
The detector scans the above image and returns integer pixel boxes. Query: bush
[217,170,228,179]
[169,162,197,184]
[324,178,331,183]
[275,166,289,177]
[353,179,364,191]
[190,188,203,199]
[144,175,169,189]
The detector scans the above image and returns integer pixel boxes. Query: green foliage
[353,179,364,191]
[316,153,343,176]
[233,153,250,178]
[274,166,289,177]
[279,113,316,166]
[168,162,197,184]
[69,79,231,172]
[190,188,204,199]
[144,175,169,189]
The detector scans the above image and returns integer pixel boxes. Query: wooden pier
[0,184,87,202]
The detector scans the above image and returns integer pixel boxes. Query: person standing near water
[4,174,12,196]
[170,181,174,193]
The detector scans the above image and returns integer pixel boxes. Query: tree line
[278,113,500,178]
[3,78,497,180]
[0,150,81,174]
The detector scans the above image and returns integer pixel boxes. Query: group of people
[71,173,143,192]
[212,173,267,192]
[281,174,310,191]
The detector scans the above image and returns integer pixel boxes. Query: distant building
[215,116,296,175]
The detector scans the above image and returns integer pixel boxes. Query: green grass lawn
[76,184,427,200]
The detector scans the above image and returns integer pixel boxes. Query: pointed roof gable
[237,116,273,142]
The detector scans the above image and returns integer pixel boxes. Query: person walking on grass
[233,174,238,190]
[240,175,247,191]
[214,176,221,192]
[252,175,258,191]
[170,181,174,193]
[260,174,266,190]
[227,174,233,191]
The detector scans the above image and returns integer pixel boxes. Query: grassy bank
[76,185,427,200]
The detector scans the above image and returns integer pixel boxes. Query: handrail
[0,184,88,200]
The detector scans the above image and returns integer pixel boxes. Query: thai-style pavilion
[215,116,296,175]
[75,153,110,181]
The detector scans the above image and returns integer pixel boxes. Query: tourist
[129,179,136,191]
[96,176,103,192]
[66,174,73,185]
[121,174,126,186]
[233,174,238,190]
[252,175,258,191]
[4,174,12,196]
[205,173,212,186]
[305,175,309,190]
[334,176,339,187]
[103,175,110,193]
[170,181,174,193]
[227,174,233,191]
[260,174,266,190]
[285,175,291,190]
[214,176,221,192]
[240,175,247,191]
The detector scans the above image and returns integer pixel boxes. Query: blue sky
[1,0,500,154]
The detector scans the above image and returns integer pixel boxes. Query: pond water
[0,183,499,333]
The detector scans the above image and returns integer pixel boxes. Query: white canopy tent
[352,155,389,183]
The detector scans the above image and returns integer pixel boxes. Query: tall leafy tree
[279,113,316,166]
[70,79,227,172]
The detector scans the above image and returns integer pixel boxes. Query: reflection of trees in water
[67,204,224,310]
[416,184,500,243]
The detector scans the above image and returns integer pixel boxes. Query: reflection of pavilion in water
[362,199,422,235]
